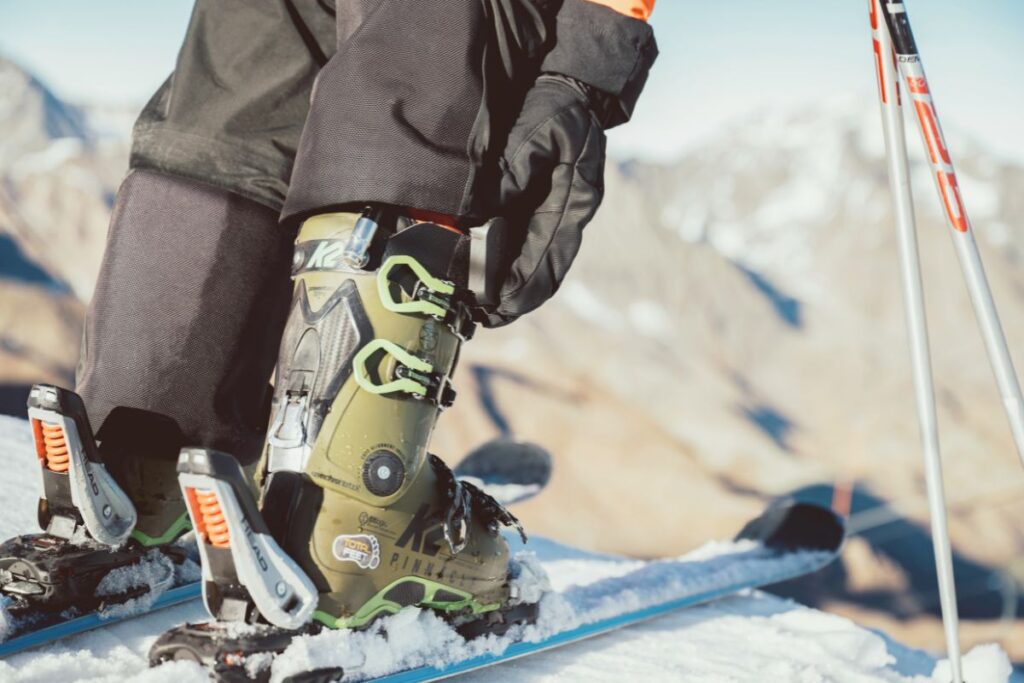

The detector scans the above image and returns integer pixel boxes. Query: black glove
[479,74,607,327]
[469,0,658,327]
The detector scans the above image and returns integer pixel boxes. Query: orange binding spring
[186,488,231,548]
[32,419,70,473]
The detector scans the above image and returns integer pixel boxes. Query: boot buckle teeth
[412,286,477,342]
[400,367,457,409]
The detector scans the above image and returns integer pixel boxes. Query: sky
[1,0,1022,162]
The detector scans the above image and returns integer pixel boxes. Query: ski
[151,501,844,682]
[0,581,201,658]
[0,385,202,658]
[0,438,548,658]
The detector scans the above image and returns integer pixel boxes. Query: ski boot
[0,386,193,633]
[149,211,536,681]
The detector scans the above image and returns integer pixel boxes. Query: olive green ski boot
[150,211,534,679]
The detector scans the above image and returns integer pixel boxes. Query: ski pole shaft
[869,2,963,680]
[880,0,1024,472]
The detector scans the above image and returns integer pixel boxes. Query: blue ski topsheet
[368,537,839,682]
[258,502,844,683]
[0,581,201,658]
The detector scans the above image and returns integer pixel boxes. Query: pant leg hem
[131,124,294,213]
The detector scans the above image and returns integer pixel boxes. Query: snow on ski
[0,429,548,660]
[253,503,844,683]
[0,582,200,658]
[0,540,205,658]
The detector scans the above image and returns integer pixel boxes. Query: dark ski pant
[78,0,559,463]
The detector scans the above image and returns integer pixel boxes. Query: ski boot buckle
[353,339,456,408]
[378,255,476,340]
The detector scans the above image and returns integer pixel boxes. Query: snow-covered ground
[0,415,1017,683]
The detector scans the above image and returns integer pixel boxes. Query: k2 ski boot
[149,211,537,681]
[0,385,193,633]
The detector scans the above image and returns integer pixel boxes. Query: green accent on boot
[352,338,435,397]
[377,255,455,319]
[312,577,502,630]
[129,512,192,547]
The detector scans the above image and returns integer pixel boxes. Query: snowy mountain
[438,101,1024,661]
[1,55,1024,665]
[0,57,131,408]
[0,57,128,299]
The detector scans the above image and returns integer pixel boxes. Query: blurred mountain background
[2,26,1024,672]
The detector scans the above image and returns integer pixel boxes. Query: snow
[559,280,623,331]
[8,137,86,178]
[934,645,1016,683]
[628,300,674,338]
[0,415,1017,682]
[93,546,201,621]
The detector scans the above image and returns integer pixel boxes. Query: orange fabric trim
[585,0,654,21]
[407,209,464,235]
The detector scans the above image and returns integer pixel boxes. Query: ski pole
[879,0,1024,471]
[869,1,963,680]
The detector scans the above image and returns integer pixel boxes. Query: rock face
[0,57,116,411]
[1,57,1022,660]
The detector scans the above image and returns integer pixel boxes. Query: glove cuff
[539,0,658,128]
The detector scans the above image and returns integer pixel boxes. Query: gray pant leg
[83,1,334,463]
[76,170,295,465]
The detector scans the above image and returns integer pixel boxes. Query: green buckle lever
[377,255,476,340]
[352,339,456,407]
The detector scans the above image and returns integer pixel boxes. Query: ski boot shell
[150,212,532,680]
[168,212,527,628]
[258,212,520,629]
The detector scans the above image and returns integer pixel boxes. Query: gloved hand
[479,74,608,327]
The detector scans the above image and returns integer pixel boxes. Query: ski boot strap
[352,338,456,408]
[430,454,527,555]
[352,250,478,408]
[377,254,477,341]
